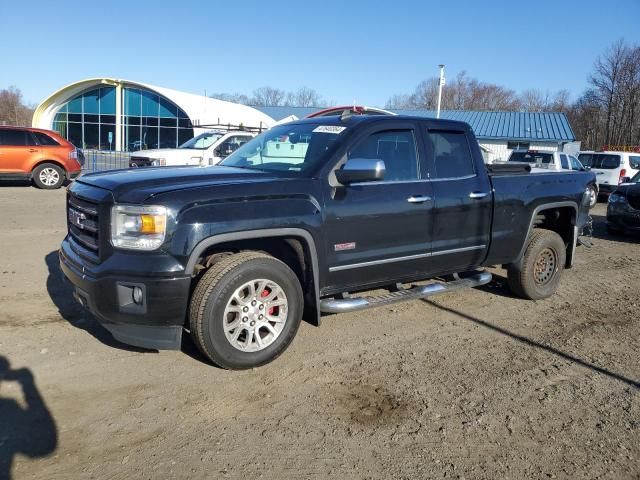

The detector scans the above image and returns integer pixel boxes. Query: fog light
[132,286,144,305]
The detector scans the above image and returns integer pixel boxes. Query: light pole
[436,64,445,119]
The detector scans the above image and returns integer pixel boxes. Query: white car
[129,130,255,168]
[577,151,640,197]
[507,150,599,207]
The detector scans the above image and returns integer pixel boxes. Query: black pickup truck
[60,115,595,369]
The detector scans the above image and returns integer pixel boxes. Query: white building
[32,78,274,152]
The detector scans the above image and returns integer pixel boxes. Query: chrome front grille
[67,194,100,261]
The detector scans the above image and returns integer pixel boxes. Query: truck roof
[286,114,472,131]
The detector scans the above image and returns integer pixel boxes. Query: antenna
[436,64,445,119]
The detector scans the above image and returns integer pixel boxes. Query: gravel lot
[0,184,638,480]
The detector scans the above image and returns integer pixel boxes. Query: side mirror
[620,176,632,184]
[335,158,385,185]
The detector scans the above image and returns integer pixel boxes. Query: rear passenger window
[630,156,640,169]
[0,129,36,146]
[560,154,569,169]
[348,130,419,181]
[33,132,60,146]
[428,130,475,178]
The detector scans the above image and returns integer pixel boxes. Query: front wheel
[507,229,566,300]
[189,251,303,369]
[586,184,598,209]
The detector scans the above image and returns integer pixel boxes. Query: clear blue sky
[2,0,639,107]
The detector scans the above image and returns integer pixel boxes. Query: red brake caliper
[261,288,275,315]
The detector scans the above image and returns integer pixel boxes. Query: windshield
[509,151,554,167]
[220,123,345,174]
[179,132,223,150]
[631,171,640,183]
[578,153,621,169]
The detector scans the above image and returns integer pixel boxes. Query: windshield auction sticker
[313,126,347,134]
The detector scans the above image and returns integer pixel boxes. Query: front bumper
[59,238,191,350]
[607,203,640,232]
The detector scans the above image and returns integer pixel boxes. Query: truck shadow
[0,356,58,480]
[44,251,153,353]
[475,271,513,299]
[423,299,639,390]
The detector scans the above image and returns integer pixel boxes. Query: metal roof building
[255,106,577,163]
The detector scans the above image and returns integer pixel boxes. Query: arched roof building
[33,78,275,152]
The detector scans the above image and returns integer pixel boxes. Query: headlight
[111,205,167,250]
[608,193,627,204]
[151,158,166,166]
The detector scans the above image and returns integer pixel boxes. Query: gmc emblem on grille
[68,208,86,229]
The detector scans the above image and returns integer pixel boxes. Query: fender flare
[185,228,321,325]
[517,201,579,267]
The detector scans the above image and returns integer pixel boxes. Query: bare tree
[570,38,640,149]
[209,92,251,105]
[385,73,521,111]
[250,86,287,106]
[284,87,324,107]
[0,86,35,126]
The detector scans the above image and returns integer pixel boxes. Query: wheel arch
[518,202,579,268]
[31,159,68,176]
[186,228,321,326]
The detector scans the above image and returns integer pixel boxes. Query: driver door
[321,121,433,293]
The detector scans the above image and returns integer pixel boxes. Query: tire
[189,251,303,369]
[587,184,598,209]
[507,229,566,300]
[33,163,65,189]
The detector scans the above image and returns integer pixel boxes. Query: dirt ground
[0,184,638,480]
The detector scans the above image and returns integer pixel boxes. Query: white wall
[479,140,561,164]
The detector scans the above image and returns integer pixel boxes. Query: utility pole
[436,64,445,119]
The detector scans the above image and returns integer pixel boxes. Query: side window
[569,156,581,170]
[560,154,569,170]
[217,135,251,157]
[33,132,60,146]
[629,156,640,170]
[348,129,419,181]
[0,129,35,146]
[428,130,475,179]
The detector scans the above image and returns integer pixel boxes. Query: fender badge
[334,242,356,251]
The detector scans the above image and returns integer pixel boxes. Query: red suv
[0,126,82,189]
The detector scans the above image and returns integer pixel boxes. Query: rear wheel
[507,229,566,300]
[33,163,64,189]
[189,251,303,369]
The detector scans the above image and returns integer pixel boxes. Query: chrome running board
[319,271,492,314]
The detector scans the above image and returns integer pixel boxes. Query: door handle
[407,195,432,203]
[469,191,489,199]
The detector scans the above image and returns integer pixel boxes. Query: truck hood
[131,148,203,159]
[77,166,281,202]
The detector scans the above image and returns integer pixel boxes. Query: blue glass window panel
[159,96,177,118]
[68,95,83,113]
[83,89,99,114]
[141,90,159,116]
[125,88,141,116]
[99,87,116,114]
[57,104,68,114]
